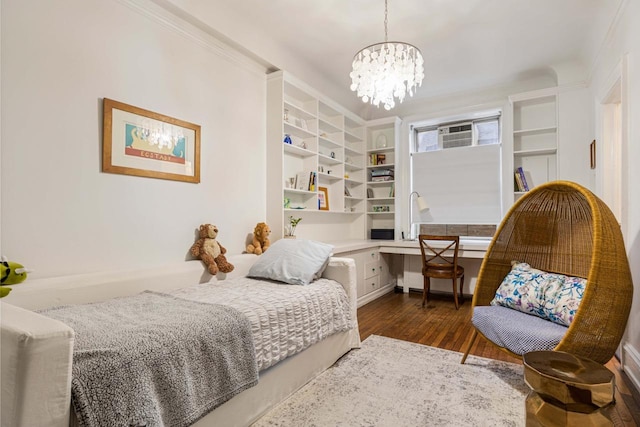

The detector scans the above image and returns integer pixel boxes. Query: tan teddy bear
[246,222,271,255]
[190,224,234,274]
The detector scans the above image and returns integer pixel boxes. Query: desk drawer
[365,261,379,279]
[365,275,380,292]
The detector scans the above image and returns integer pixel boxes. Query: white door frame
[595,55,629,368]
[595,55,628,238]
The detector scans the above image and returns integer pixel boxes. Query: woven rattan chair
[461,180,633,364]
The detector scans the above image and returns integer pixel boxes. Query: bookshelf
[365,117,401,240]
[266,71,366,240]
[510,88,558,201]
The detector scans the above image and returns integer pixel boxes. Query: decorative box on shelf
[370,229,394,240]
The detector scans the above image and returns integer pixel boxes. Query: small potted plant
[285,216,302,238]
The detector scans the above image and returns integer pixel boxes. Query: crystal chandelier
[349,0,424,110]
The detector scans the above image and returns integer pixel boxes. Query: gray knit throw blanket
[41,291,258,427]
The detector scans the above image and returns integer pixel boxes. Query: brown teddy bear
[190,224,234,274]
[246,222,271,255]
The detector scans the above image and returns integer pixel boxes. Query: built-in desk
[378,239,490,258]
[379,239,491,295]
[330,239,491,305]
[330,238,490,257]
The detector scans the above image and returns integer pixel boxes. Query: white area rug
[253,335,528,427]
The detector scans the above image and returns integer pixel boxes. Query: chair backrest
[418,235,460,270]
[472,180,633,364]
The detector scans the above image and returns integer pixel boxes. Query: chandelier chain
[384,0,388,42]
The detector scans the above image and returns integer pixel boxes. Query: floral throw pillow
[490,261,586,327]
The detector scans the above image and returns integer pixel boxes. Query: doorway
[597,56,629,365]
[600,82,622,223]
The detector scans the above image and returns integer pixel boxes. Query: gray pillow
[248,239,333,285]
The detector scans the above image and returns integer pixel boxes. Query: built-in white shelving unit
[266,71,366,240]
[365,117,400,240]
[510,88,558,201]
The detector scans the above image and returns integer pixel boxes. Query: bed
[1,252,361,427]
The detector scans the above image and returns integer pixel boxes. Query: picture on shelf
[367,188,374,199]
[318,186,329,211]
[344,186,352,197]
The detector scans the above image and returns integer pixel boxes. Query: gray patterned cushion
[472,306,568,355]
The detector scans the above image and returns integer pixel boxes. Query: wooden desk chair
[418,235,465,309]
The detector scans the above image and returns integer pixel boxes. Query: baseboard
[357,284,395,307]
[623,343,640,394]
[395,286,470,299]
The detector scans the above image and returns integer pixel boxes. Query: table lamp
[409,191,429,240]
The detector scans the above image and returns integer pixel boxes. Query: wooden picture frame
[318,186,329,211]
[102,98,201,183]
[590,139,596,169]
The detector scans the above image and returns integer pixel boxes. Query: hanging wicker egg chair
[461,180,633,364]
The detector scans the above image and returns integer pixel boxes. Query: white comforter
[171,276,354,371]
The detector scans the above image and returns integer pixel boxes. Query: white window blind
[411,144,502,224]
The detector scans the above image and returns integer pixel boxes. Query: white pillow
[248,239,334,286]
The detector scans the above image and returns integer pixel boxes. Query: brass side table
[523,351,615,426]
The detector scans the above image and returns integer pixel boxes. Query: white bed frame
[0,254,361,427]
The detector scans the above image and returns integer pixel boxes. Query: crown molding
[587,0,630,86]
[115,0,269,77]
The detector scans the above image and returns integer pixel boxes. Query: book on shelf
[514,172,524,192]
[376,154,386,165]
[370,153,386,165]
[371,175,393,182]
[370,168,394,177]
[309,171,317,192]
[515,167,529,191]
[389,183,395,197]
[294,170,315,191]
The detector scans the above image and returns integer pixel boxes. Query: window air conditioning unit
[438,122,473,149]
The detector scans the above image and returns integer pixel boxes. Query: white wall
[557,86,594,189]
[588,0,640,389]
[1,0,267,278]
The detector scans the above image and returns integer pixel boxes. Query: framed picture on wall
[318,186,329,211]
[102,98,201,183]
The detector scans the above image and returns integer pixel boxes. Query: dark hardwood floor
[357,290,640,426]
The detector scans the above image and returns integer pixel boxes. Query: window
[409,111,503,227]
[475,118,500,146]
[416,127,438,152]
[413,115,500,153]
